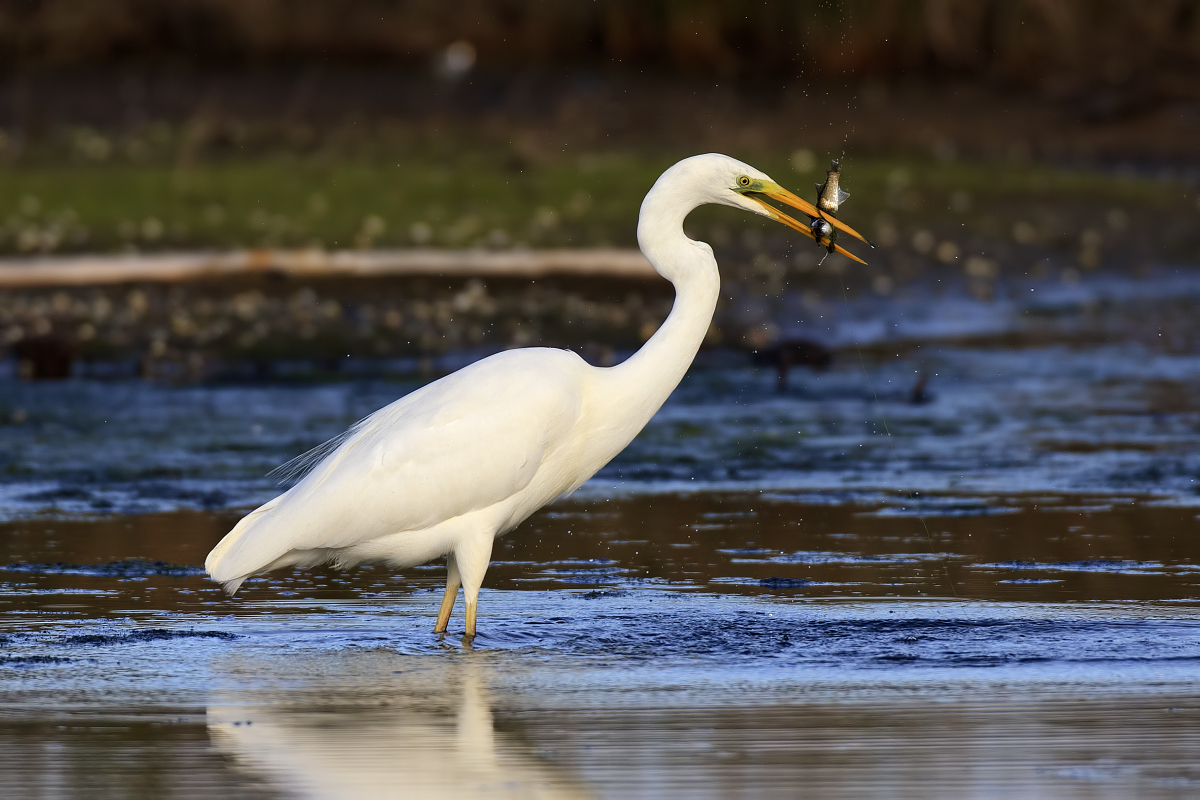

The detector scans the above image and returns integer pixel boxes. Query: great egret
[205,153,869,638]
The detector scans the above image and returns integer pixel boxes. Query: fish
[761,157,871,263]
[811,159,859,263]
[816,159,850,216]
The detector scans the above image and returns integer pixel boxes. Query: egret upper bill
[205,153,870,639]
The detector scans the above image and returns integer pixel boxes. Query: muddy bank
[0,273,675,376]
[4,266,1200,381]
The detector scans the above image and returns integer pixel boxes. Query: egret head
[722,161,867,258]
[642,153,869,264]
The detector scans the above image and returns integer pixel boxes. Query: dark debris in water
[59,628,236,646]
[18,485,229,512]
[579,590,631,600]
[1,559,205,578]
[759,577,814,588]
[133,483,229,507]
[0,655,71,667]
[19,487,94,503]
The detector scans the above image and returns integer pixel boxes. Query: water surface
[3,493,1200,797]
[3,272,1200,796]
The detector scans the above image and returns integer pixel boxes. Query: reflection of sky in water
[2,272,1200,520]
[5,593,1200,795]
[5,413,1200,795]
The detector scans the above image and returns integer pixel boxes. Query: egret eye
[737,176,752,188]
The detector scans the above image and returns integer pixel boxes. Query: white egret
[205,153,869,638]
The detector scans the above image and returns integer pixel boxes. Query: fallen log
[0,248,657,287]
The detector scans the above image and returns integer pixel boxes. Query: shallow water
[4,272,1200,796]
[3,494,1200,797]
[3,271,1200,520]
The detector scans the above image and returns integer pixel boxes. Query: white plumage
[206,153,868,637]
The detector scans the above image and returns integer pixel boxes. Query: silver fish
[815,159,850,216]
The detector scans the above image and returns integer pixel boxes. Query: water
[3,272,1200,796]
[3,497,1200,797]
[5,272,1200,518]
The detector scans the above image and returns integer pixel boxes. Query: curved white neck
[599,175,720,434]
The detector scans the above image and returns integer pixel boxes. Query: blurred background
[1,0,1198,377]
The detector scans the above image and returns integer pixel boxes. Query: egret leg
[464,601,477,641]
[433,553,462,634]
[455,534,494,641]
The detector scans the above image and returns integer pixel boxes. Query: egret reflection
[207,660,587,799]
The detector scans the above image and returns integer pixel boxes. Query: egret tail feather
[205,493,285,584]
[267,421,367,485]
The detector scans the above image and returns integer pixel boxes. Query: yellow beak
[760,183,874,247]
[747,193,868,264]
[743,181,873,264]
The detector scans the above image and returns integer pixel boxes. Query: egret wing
[208,350,585,581]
